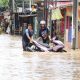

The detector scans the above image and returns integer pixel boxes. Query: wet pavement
[0,33,80,80]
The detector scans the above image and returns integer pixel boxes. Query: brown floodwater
[0,34,80,80]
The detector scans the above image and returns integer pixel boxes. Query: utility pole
[9,0,12,10]
[54,0,57,36]
[55,0,57,7]
[22,0,25,12]
[30,0,32,11]
[12,0,15,12]
[72,0,78,49]
[44,0,48,26]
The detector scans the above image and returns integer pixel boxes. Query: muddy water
[0,34,80,80]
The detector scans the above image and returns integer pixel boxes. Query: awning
[48,1,73,10]
[56,1,73,7]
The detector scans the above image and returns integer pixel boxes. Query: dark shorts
[43,38,49,44]
[22,39,33,50]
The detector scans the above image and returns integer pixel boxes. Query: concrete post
[12,0,15,12]
[22,0,25,12]
[72,0,78,49]
[75,0,78,49]
[30,0,32,11]
[44,0,48,26]
[64,10,67,45]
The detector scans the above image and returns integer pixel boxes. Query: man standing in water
[38,20,49,44]
[22,24,34,51]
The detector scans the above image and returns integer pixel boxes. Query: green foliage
[0,0,9,7]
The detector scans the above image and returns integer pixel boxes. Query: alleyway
[0,33,80,80]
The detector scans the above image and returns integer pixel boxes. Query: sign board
[48,1,73,9]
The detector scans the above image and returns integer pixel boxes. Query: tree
[0,0,9,7]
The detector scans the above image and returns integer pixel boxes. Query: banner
[51,8,63,20]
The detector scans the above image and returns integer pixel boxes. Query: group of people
[22,20,65,52]
[22,20,50,51]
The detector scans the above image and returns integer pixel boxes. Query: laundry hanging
[51,8,63,20]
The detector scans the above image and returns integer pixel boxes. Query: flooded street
[0,34,80,80]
